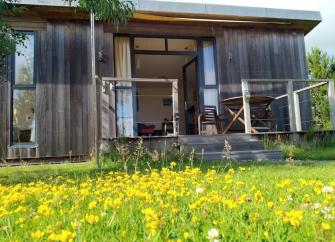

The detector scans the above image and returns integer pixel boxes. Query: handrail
[241,79,335,133]
[99,76,179,137]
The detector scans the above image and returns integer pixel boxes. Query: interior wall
[135,54,193,134]
[136,84,172,130]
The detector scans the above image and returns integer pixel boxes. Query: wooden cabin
[0,0,323,161]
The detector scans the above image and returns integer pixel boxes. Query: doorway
[114,35,218,137]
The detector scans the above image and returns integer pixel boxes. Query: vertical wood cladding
[1,20,311,159]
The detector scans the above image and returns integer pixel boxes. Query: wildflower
[84,214,100,224]
[170,161,177,168]
[31,230,44,239]
[239,167,246,171]
[207,228,220,241]
[196,187,204,194]
[321,222,331,231]
[88,200,97,209]
[322,186,334,193]
[263,231,269,239]
[267,202,274,209]
[282,210,304,227]
[254,191,263,201]
[183,232,190,239]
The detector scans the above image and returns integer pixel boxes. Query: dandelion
[183,232,190,239]
[170,161,177,168]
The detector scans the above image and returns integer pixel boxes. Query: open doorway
[113,35,218,137]
[135,54,198,135]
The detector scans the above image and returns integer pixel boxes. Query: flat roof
[17,0,322,32]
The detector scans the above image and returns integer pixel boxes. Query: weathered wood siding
[215,28,310,130]
[0,19,311,159]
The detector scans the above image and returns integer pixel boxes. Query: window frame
[10,31,37,147]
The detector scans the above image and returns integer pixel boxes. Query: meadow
[0,161,335,241]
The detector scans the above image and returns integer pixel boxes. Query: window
[11,32,36,145]
[134,37,165,51]
[167,39,197,52]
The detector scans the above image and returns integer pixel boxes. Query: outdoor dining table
[221,95,275,134]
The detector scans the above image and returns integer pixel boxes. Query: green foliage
[0,0,26,85]
[64,0,134,26]
[307,48,335,130]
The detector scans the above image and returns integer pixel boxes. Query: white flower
[196,187,204,194]
[322,186,334,193]
[312,203,321,210]
[287,195,293,201]
[208,228,219,241]
[325,213,335,220]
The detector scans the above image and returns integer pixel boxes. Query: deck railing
[98,77,179,136]
[241,79,335,134]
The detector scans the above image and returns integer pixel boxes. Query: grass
[282,145,335,161]
[0,160,335,241]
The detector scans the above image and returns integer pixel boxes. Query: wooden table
[221,95,274,134]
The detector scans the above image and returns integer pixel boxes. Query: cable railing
[241,79,335,134]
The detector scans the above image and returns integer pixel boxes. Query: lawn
[0,161,335,241]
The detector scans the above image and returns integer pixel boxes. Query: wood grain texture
[1,19,311,159]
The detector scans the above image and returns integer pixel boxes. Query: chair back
[200,106,218,124]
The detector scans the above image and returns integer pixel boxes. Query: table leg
[223,106,244,134]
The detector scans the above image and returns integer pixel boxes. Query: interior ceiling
[135,54,193,84]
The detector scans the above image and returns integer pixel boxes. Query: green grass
[1,161,335,241]
[281,145,335,161]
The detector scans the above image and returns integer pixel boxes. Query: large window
[11,32,36,145]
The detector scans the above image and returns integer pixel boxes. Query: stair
[178,134,283,161]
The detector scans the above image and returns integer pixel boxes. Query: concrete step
[179,134,259,144]
[197,150,284,162]
[180,141,264,153]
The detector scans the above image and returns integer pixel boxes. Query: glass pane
[134,37,165,51]
[12,89,36,143]
[116,88,134,137]
[15,34,35,85]
[168,39,197,52]
[204,89,218,110]
[203,40,216,85]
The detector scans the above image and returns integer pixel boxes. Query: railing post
[242,79,251,134]
[328,79,335,128]
[172,80,179,136]
[293,92,302,131]
[287,80,297,132]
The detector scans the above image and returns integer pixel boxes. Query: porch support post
[90,11,99,167]
[293,92,302,131]
[287,80,297,132]
[328,79,335,128]
[242,79,251,134]
[172,80,179,136]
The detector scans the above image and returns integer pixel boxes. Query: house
[0,0,324,161]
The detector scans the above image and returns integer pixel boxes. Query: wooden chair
[197,106,223,135]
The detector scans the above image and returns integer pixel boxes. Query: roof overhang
[15,0,322,34]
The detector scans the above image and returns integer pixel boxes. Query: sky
[154,0,335,56]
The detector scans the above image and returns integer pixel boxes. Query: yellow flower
[31,230,44,240]
[321,222,331,231]
[267,202,274,209]
[88,200,97,209]
[239,167,246,171]
[84,214,100,224]
[183,232,190,239]
[170,161,177,168]
[263,231,269,239]
[282,210,304,227]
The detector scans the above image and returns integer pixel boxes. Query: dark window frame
[10,31,37,146]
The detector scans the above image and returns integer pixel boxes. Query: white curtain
[115,37,134,137]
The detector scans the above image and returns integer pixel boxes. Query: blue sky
[155,0,335,56]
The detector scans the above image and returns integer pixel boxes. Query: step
[179,134,259,144]
[180,141,264,153]
[197,150,284,162]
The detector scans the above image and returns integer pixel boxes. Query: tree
[0,0,26,85]
[307,48,335,130]
[64,0,134,25]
